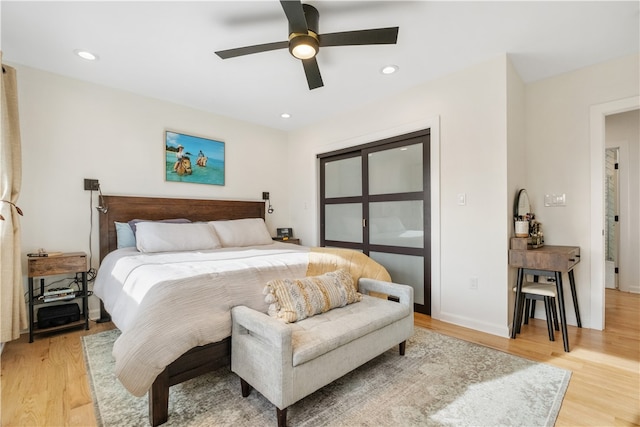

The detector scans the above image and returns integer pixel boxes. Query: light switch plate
[545,193,566,207]
[457,193,466,206]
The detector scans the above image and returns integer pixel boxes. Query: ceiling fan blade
[215,40,289,59]
[319,27,399,47]
[302,57,323,90]
[280,0,308,34]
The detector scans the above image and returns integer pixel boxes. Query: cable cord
[89,189,96,269]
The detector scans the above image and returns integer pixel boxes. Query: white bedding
[94,242,310,396]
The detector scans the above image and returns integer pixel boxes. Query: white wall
[526,53,640,327]
[13,65,291,318]
[286,53,639,336]
[605,109,640,293]
[287,55,512,336]
[11,53,639,337]
[506,58,527,326]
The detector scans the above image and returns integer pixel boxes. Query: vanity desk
[509,244,582,352]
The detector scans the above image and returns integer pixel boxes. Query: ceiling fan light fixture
[289,33,319,60]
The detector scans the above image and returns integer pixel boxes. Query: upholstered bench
[231,275,414,427]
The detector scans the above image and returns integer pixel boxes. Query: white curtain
[1,53,27,342]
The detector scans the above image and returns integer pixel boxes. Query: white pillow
[208,218,273,247]
[135,222,222,253]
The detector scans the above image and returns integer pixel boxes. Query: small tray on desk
[511,237,544,250]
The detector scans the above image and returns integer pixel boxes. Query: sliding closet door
[367,138,429,313]
[322,153,363,246]
[319,130,430,314]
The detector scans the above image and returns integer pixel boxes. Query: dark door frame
[318,129,431,314]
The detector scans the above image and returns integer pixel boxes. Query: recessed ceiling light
[381,65,399,75]
[281,113,291,119]
[74,49,98,61]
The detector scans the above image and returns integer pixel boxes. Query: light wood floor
[2,289,638,426]
[416,289,640,427]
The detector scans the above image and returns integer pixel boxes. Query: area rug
[83,327,570,426]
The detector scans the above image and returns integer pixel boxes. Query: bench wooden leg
[399,340,406,356]
[240,378,252,397]
[276,407,287,427]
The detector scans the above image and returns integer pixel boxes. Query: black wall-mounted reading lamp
[262,192,274,214]
[96,184,108,214]
[84,179,108,213]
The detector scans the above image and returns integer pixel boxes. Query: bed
[94,195,391,426]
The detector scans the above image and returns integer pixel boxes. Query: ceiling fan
[215,0,399,90]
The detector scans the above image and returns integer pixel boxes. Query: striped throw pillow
[264,270,361,323]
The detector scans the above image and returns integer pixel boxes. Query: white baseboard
[89,307,103,321]
[437,311,510,338]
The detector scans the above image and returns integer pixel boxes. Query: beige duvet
[94,243,390,396]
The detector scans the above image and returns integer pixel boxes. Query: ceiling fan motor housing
[288,4,320,58]
[293,4,319,35]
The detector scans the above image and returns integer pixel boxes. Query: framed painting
[165,130,225,185]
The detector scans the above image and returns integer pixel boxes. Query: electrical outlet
[262,192,270,200]
[84,179,99,191]
[470,277,478,290]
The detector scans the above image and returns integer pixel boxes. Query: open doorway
[590,97,640,330]
[605,110,639,296]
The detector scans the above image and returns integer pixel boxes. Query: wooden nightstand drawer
[28,252,87,277]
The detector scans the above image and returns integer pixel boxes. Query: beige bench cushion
[289,294,411,366]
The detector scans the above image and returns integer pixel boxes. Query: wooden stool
[513,282,559,341]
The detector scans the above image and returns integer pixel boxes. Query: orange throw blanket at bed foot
[306,247,392,283]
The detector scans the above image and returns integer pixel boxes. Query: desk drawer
[566,247,580,270]
[509,246,580,272]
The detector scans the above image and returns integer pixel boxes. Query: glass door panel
[325,204,363,243]
[370,201,423,248]
[325,156,362,198]
[368,143,423,195]
[369,252,425,305]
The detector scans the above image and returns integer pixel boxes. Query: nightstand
[272,238,301,245]
[27,252,89,342]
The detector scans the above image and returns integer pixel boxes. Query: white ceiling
[2,1,638,131]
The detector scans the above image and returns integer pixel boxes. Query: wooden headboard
[98,195,265,262]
